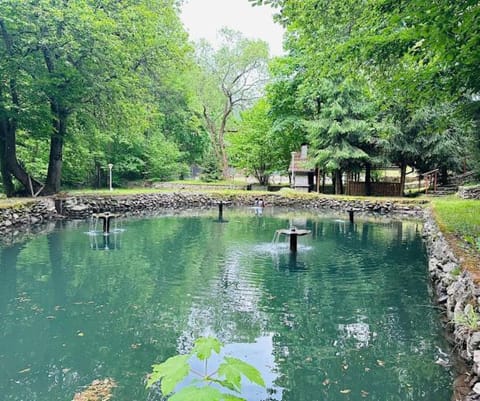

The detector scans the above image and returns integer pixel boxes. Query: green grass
[66,188,171,196]
[431,197,480,257]
[431,197,480,238]
[167,179,248,186]
[0,198,35,209]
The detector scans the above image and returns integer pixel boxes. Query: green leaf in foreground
[218,356,266,391]
[192,336,223,360]
[146,354,190,394]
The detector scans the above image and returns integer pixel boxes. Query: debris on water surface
[72,378,117,401]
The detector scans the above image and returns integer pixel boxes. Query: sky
[180,0,285,56]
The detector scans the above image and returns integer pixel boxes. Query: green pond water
[0,208,452,401]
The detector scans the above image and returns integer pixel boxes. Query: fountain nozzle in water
[274,226,310,252]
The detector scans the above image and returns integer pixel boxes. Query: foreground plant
[146,337,265,401]
[455,304,480,331]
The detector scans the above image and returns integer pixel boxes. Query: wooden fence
[346,181,401,197]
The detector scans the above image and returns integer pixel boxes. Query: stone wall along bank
[54,192,425,218]
[423,210,480,401]
[0,198,58,238]
[459,185,480,200]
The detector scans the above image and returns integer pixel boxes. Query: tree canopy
[0,0,479,196]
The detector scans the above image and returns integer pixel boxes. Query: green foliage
[253,0,480,181]
[228,99,283,185]
[0,0,202,194]
[147,337,265,401]
[455,304,480,331]
[201,152,222,182]
[195,29,270,177]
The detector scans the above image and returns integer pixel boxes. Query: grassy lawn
[431,197,480,278]
[431,197,480,241]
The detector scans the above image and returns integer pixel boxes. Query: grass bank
[431,197,480,278]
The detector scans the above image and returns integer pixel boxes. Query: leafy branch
[146,337,265,401]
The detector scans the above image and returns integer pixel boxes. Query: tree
[250,0,480,179]
[228,99,277,185]
[0,0,196,195]
[195,29,269,178]
[266,56,310,181]
[306,79,383,195]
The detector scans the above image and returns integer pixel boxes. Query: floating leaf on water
[376,360,385,367]
[18,368,30,374]
[342,363,349,370]
[73,377,117,401]
[46,315,56,320]
[340,389,351,394]
[361,390,369,397]
[77,332,85,337]
[322,378,330,386]
[365,367,370,372]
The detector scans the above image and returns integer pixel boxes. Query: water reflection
[0,210,452,401]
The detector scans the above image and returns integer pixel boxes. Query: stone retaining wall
[55,192,425,219]
[459,186,480,200]
[0,198,59,237]
[423,210,480,400]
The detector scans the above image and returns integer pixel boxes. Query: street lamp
[291,152,296,189]
[108,163,113,191]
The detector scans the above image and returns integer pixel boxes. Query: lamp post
[108,163,113,191]
[291,152,296,189]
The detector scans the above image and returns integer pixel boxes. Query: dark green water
[0,208,452,401]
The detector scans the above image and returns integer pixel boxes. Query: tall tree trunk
[218,98,233,178]
[365,162,372,196]
[0,121,15,197]
[41,46,68,195]
[1,117,43,195]
[399,161,407,197]
[0,19,43,196]
[334,169,343,194]
[42,109,67,195]
[440,165,449,185]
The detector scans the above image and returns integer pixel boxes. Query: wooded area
[1,0,479,197]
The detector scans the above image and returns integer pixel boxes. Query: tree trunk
[399,161,406,197]
[218,99,232,178]
[0,121,15,197]
[0,19,43,196]
[1,118,43,196]
[42,110,67,195]
[365,162,372,196]
[334,169,343,194]
[440,166,448,185]
[41,45,68,196]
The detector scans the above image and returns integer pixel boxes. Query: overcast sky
[180,0,285,56]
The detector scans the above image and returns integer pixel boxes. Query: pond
[0,208,452,401]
